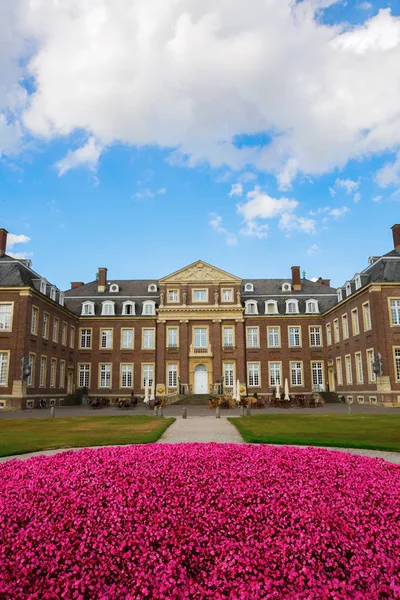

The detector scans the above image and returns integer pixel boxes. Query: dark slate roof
[365,257,400,283]
[0,254,40,287]
[242,278,337,295]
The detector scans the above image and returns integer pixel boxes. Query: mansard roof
[241,278,337,296]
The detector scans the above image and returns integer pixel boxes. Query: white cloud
[375,153,400,187]
[353,192,361,203]
[279,213,317,235]
[238,172,257,183]
[7,233,31,249]
[335,178,360,194]
[309,206,330,215]
[239,221,268,239]
[55,137,103,176]
[229,183,243,197]
[7,251,33,260]
[209,213,237,246]
[0,3,399,183]
[329,206,350,218]
[372,195,383,202]
[237,187,298,221]
[134,187,167,199]
[359,2,372,10]
[307,244,319,254]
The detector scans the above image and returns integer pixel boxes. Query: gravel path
[156,415,244,444]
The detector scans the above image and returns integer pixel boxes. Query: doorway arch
[194,364,208,394]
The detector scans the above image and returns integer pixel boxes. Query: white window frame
[100,329,113,349]
[223,363,234,387]
[244,283,254,292]
[142,301,156,316]
[268,327,280,348]
[345,282,352,297]
[50,287,56,301]
[101,301,115,316]
[309,326,322,347]
[311,361,324,391]
[31,307,39,335]
[147,284,157,292]
[282,283,292,292]
[142,364,154,387]
[337,289,343,302]
[121,328,134,349]
[40,279,47,295]
[109,283,119,293]
[390,299,400,326]
[82,301,95,316]
[0,304,12,332]
[305,299,319,314]
[336,357,343,386]
[342,314,349,339]
[333,319,340,344]
[192,289,208,302]
[355,352,363,384]
[247,362,260,387]
[0,352,9,387]
[193,328,208,348]
[290,362,303,386]
[247,327,259,348]
[288,326,301,347]
[245,300,258,315]
[99,364,111,388]
[59,292,65,307]
[345,355,353,385]
[362,302,371,331]
[121,364,133,388]
[167,327,178,348]
[265,300,278,315]
[122,301,135,316]
[366,349,376,383]
[143,328,155,349]
[167,364,178,388]
[80,328,92,349]
[222,289,233,302]
[79,364,90,388]
[354,275,362,291]
[223,326,234,347]
[285,299,299,314]
[351,308,360,336]
[269,362,281,387]
[168,290,179,303]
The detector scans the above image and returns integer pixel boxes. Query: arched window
[354,275,361,291]
[285,299,299,314]
[101,301,115,316]
[109,283,119,293]
[305,299,319,314]
[142,300,156,316]
[337,288,343,302]
[40,280,47,294]
[148,284,157,293]
[82,301,95,316]
[265,300,278,314]
[282,282,292,292]
[59,293,65,307]
[244,283,254,292]
[50,287,56,301]
[122,301,135,316]
[345,282,352,297]
[245,300,258,315]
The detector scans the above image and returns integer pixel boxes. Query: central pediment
[160,260,241,284]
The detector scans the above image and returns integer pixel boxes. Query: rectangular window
[0,352,9,386]
[193,289,207,302]
[42,313,49,339]
[121,328,134,349]
[99,364,111,388]
[355,352,363,384]
[78,364,90,388]
[0,304,12,331]
[247,362,260,387]
[223,327,234,347]
[59,360,66,389]
[345,355,353,385]
[394,348,400,382]
[290,362,303,386]
[222,289,233,302]
[311,361,324,390]
[100,329,113,349]
[50,358,57,387]
[390,299,400,326]
[142,364,154,387]
[53,318,59,343]
[168,290,179,302]
[336,357,343,386]
[39,356,47,387]
[351,309,360,336]
[121,364,133,388]
[80,329,92,349]
[62,322,68,346]
[167,364,178,388]
[362,302,371,331]
[223,363,234,386]
[333,319,340,344]
[69,326,75,349]
[31,307,39,335]
[326,323,332,346]
[289,326,301,347]
[194,328,207,348]
[309,326,322,347]
[247,327,259,348]
[342,314,349,339]
[27,353,35,387]
[143,328,155,349]
[269,362,281,387]
[167,327,178,348]
[366,349,376,383]
[268,327,280,348]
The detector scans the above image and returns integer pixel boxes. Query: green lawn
[228,414,400,452]
[0,416,175,457]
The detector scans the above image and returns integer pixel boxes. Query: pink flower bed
[1,444,400,599]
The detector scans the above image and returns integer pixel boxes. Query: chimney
[392,224,400,252]
[97,268,107,293]
[71,282,84,289]
[0,229,8,257]
[291,266,301,291]
[316,277,331,287]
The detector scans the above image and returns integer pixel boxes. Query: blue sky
[1,0,400,290]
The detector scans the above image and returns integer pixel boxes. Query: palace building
[1,225,400,409]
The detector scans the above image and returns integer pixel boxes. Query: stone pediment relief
[160,261,241,284]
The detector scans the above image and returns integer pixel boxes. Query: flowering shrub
[1,444,400,599]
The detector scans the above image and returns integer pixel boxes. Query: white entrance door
[194,365,208,394]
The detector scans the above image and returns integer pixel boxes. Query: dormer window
[122,301,135,316]
[82,301,95,316]
[244,283,254,292]
[245,300,258,315]
[148,284,157,293]
[282,283,292,292]
[40,280,47,295]
[265,300,278,314]
[286,299,299,314]
[142,300,156,316]
[354,275,361,291]
[345,282,352,297]
[102,301,115,316]
[50,287,56,301]
[337,289,343,302]
[109,283,119,293]
[306,299,319,314]
[59,292,65,307]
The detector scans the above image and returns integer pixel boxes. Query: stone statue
[214,290,219,305]
[182,290,187,305]
[160,291,164,306]
[237,290,241,305]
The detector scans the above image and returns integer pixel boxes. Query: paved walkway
[157,415,244,444]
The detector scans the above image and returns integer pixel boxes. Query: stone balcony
[189,344,213,357]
